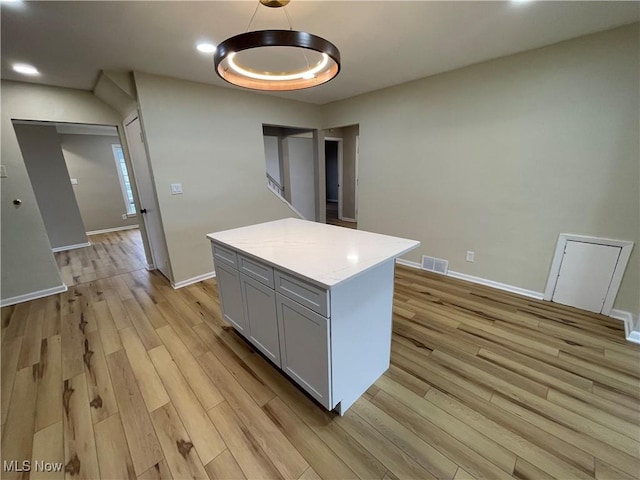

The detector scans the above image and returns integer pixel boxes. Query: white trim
[267,183,306,219]
[611,309,640,345]
[86,224,139,236]
[341,217,357,223]
[172,271,216,289]
[1,284,68,307]
[354,134,359,221]
[395,258,422,269]
[544,234,634,315]
[396,258,640,344]
[51,242,91,253]
[395,258,544,299]
[447,270,544,300]
[324,138,344,221]
[112,143,136,215]
[146,264,156,271]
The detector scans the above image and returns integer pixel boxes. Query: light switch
[70,178,78,185]
[171,183,183,195]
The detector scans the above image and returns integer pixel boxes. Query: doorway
[324,138,348,228]
[123,114,171,280]
[11,119,147,285]
[323,125,359,229]
[544,234,634,314]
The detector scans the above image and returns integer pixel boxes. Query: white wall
[13,123,88,249]
[322,24,640,316]
[287,137,316,221]
[60,133,138,232]
[1,81,122,302]
[134,72,321,284]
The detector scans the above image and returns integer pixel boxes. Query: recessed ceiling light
[12,63,39,76]
[196,43,217,54]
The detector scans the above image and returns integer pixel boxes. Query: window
[111,144,136,215]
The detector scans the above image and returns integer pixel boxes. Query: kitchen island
[207,218,419,414]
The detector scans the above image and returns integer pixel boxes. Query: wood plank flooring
[2,229,639,479]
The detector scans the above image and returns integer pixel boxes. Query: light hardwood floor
[2,229,639,480]
[326,202,357,230]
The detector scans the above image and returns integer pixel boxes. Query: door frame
[544,233,634,314]
[324,137,343,219]
[122,111,169,277]
[354,135,359,222]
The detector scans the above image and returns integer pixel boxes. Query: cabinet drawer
[274,270,329,317]
[212,243,237,269]
[238,254,274,288]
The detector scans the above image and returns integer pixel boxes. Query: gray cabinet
[215,262,247,334]
[212,241,331,407]
[240,273,281,367]
[276,293,331,408]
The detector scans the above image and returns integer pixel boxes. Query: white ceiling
[1,1,638,105]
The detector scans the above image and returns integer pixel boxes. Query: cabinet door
[276,293,331,409]
[215,262,247,334]
[240,273,281,367]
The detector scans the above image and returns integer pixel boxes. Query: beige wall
[13,124,88,249]
[60,133,139,232]
[1,81,122,302]
[322,126,359,220]
[134,73,321,284]
[322,24,640,316]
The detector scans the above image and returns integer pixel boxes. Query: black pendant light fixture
[214,0,340,91]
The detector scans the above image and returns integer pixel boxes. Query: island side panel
[330,259,396,414]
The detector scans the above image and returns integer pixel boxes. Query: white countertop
[207,218,419,288]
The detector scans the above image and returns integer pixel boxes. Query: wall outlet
[122,214,128,220]
[70,178,78,185]
[171,183,183,195]
[466,251,475,262]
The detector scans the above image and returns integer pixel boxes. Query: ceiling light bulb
[197,43,217,54]
[12,63,39,75]
[227,52,329,82]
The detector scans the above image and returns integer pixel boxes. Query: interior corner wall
[321,23,640,316]
[133,72,322,284]
[286,137,316,221]
[1,80,123,302]
[342,125,359,220]
[13,124,88,249]
[263,136,281,184]
[59,133,139,232]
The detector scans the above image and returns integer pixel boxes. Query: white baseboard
[86,224,139,236]
[51,242,91,253]
[396,258,422,269]
[1,284,68,307]
[172,271,216,289]
[395,259,543,299]
[611,309,640,345]
[447,270,544,300]
[396,259,640,344]
[340,217,357,223]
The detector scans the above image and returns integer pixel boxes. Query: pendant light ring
[214,29,341,91]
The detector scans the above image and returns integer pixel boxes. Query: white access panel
[552,241,621,313]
